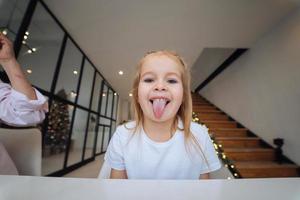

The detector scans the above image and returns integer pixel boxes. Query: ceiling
[43,0,300,101]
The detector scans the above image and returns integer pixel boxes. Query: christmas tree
[44,89,70,155]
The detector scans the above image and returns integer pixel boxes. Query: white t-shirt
[104,119,221,179]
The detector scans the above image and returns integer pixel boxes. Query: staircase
[192,93,299,178]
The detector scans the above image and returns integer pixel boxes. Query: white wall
[200,8,300,165]
[117,98,131,124]
[191,48,235,91]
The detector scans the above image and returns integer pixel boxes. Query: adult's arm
[110,169,128,179]
[0,33,37,100]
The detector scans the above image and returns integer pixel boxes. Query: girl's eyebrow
[140,72,155,77]
[141,72,181,78]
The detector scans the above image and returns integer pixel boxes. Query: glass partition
[91,73,103,112]
[67,108,88,166]
[55,38,83,102]
[99,117,111,126]
[84,113,97,159]
[0,0,30,41]
[112,94,118,119]
[106,89,114,117]
[100,84,108,115]
[42,99,73,175]
[102,127,110,152]
[2,0,119,176]
[77,60,95,108]
[17,3,64,92]
[96,125,104,154]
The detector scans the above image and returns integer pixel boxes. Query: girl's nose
[154,80,166,91]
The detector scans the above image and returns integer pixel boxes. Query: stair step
[193,101,209,104]
[209,128,248,137]
[234,161,299,178]
[192,98,208,103]
[215,137,261,148]
[197,113,228,120]
[223,148,275,161]
[194,110,223,114]
[193,107,219,112]
[192,93,300,178]
[193,102,212,106]
[201,120,237,128]
[193,105,217,109]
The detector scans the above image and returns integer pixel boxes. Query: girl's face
[138,54,183,123]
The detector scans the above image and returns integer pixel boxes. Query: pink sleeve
[0,82,48,126]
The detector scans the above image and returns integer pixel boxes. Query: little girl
[0,32,47,126]
[103,51,221,179]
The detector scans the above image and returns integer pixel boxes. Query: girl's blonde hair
[130,50,209,167]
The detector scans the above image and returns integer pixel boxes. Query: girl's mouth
[149,98,171,119]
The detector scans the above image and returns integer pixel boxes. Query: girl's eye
[167,79,178,84]
[143,78,153,83]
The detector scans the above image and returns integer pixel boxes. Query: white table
[0,175,299,200]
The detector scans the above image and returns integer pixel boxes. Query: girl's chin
[148,113,177,123]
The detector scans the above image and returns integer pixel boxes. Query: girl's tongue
[152,99,168,119]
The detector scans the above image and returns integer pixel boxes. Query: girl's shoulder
[114,120,138,138]
[190,122,210,140]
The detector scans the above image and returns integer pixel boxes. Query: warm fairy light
[114,93,117,96]
[70,91,77,98]
[27,49,32,54]
[129,93,133,97]
[222,154,226,159]
[234,173,238,177]
[118,71,124,75]
[24,35,28,40]
[225,164,228,168]
[227,177,231,180]
[73,70,78,75]
[2,30,7,35]
[22,40,26,44]
[25,31,29,35]
[214,144,218,149]
[26,69,32,74]
[32,48,36,52]
[103,93,106,97]
[230,165,235,169]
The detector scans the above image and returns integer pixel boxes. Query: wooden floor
[192,93,299,178]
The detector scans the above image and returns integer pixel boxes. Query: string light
[214,144,218,150]
[70,91,77,98]
[2,29,7,35]
[191,111,242,179]
[222,154,226,159]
